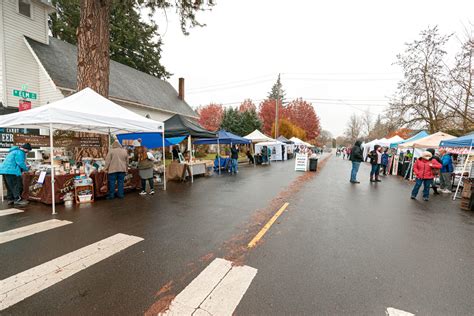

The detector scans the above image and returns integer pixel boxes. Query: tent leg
[50,123,56,215]
[217,139,221,175]
[0,175,4,202]
[453,145,472,200]
[190,136,193,183]
[163,126,166,191]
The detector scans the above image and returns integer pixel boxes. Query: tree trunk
[77,0,111,97]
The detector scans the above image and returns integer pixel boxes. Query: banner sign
[295,153,309,172]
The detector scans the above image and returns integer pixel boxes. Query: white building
[0,0,196,121]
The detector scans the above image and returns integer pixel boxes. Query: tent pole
[453,144,472,200]
[163,125,166,191]
[189,136,193,183]
[217,139,221,175]
[50,123,56,215]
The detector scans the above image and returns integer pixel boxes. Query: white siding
[119,102,173,123]
[0,3,5,104]
[2,0,49,108]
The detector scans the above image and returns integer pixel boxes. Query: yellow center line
[248,202,289,248]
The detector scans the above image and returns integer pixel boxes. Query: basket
[78,194,93,202]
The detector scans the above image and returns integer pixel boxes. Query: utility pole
[275,91,279,138]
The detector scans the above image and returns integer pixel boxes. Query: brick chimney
[178,78,185,101]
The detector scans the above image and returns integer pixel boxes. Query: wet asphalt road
[237,157,474,315]
[1,155,474,315]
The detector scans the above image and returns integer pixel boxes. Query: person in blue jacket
[381,148,389,175]
[439,148,453,193]
[0,143,32,206]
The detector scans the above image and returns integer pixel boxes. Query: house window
[18,0,31,18]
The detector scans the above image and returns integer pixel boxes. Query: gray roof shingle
[26,36,197,118]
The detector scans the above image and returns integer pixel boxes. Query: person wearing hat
[411,151,442,201]
[0,143,32,206]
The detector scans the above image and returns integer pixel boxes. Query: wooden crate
[461,179,472,199]
[461,198,470,211]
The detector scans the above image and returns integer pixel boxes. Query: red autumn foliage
[238,99,257,112]
[258,99,284,137]
[197,103,224,131]
[258,98,321,140]
[282,98,321,140]
[386,128,413,140]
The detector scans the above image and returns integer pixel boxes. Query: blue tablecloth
[214,157,230,171]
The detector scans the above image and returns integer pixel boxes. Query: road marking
[161,258,257,316]
[248,202,289,248]
[0,233,143,311]
[198,264,257,316]
[0,209,24,217]
[386,307,415,316]
[0,219,72,244]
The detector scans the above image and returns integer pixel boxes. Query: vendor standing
[0,143,32,206]
[105,141,129,199]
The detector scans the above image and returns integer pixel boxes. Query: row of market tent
[362,130,474,200]
[0,88,318,214]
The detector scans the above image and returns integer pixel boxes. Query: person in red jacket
[411,151,442,201]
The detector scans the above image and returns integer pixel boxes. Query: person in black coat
[368,145,383,182]
[426,148,441,195]
[349,140,363,183]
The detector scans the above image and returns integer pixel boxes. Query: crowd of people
[346,140,454,202]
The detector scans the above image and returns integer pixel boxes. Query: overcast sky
[155,0,473,137]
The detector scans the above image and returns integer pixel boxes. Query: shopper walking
[426,148,442,195]
[230,145,239,174]
[368,145,383,182]
[439,148,453,193]
[137,147,155,195]
[349,140,363,184]
[411,151,442,201]
[105,141,129,199]
[0,143,32,206]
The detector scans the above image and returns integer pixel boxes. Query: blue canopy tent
[194,130,251,174]
[439,132,474,200]
[390,131,429,148]
[117,133,185,148]
[439,132,474,148]
[193,130,251,145]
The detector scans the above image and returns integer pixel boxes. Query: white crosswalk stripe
[0,233,143,311]
[386,307,415,316]
[0,219,72,244]
[0,208,24,217]
[161,258,257,316]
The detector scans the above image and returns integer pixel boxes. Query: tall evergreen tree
[49,0,170,79]
[267,74,285,102]
[220,108,242,135]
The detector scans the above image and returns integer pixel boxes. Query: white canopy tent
[0,88,165,214]
[362,139,381,160]
[290,137,312,147]
[244,130,274,143]
[255,140,289,161]
[378,135,404,148]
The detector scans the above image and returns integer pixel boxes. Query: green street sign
[12,89,37,100]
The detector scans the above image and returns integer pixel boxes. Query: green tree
[267,74,285,102]
[49,0,170,78]
[240,109,262,136]
[220,108,242,135]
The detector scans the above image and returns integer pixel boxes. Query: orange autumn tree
[275,119,306,140]
[197,103,224,131]
[282,98,321,140]
[386,128,413,140]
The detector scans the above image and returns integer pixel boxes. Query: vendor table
[22,169,141,204]
[167,161,213,181]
